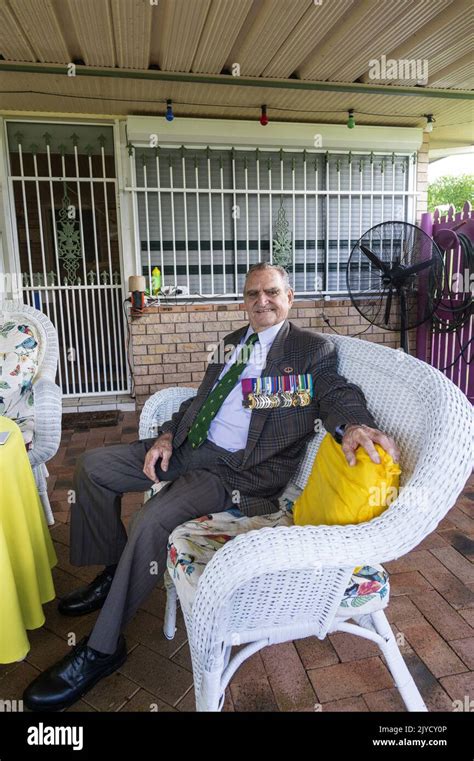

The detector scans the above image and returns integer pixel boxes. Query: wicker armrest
[139,386,197,440]
[28,376,62,468]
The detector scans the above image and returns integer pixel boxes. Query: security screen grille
[130,146,417,298]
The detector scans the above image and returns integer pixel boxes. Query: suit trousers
[69,437,236,654]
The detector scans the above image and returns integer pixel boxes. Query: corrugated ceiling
[0,0,472,155]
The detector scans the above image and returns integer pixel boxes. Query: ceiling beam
[0,62,472,100]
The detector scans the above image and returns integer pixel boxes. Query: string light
[0,87,440,128]
[347,109,355,129]
[165,99,174,121]
[259,104,269,126]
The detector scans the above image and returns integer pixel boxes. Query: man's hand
[342,424,400,467]
[143,431,173,483]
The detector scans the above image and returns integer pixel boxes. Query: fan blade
[360,245,389,273]
[402,257,436,277]
[384,288,393,326]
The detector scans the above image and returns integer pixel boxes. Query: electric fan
[347,221,444,352]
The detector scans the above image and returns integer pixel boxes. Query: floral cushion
[0,319,40,449]
[166,502,389,619]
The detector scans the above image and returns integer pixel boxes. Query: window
[131,146,415,298]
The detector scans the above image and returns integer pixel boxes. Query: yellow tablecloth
[0,416,57,663]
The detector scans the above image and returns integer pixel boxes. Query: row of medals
[245,389,312,409]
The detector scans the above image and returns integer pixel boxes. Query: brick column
[416,132,430,223]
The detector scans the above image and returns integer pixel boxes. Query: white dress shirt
[207,320,285,452]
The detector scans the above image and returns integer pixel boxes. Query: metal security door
[6,121,127,397]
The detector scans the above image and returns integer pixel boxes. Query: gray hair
[244,262,292,292]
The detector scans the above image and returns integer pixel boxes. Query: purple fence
[417,202,473,403]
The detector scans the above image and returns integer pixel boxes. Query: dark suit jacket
[160,320,376,517]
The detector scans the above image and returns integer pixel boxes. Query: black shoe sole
[24,649,128,712]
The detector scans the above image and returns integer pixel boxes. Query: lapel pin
[283,366,294,373]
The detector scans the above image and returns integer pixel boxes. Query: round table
[0,416,57,663]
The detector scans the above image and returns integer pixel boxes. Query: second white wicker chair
[0,300,62,525]
[140,335,473,712]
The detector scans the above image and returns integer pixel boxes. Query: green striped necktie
[187,331,259,449]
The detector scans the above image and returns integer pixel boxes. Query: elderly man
[24,262,399,711]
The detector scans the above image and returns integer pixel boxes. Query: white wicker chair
[0,300,62,525]
[139,335,473,712]
[139,386,198,441]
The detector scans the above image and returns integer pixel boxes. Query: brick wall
[129,300,417,409]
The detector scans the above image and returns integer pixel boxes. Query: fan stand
[399,289,409,353]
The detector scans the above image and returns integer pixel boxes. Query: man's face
[243,269,294,332]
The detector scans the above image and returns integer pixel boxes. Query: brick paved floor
[1,411,473,712]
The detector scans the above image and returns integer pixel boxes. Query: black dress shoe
[58,568,116,616]
[23,635,127,712]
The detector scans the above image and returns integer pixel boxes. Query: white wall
[126,116,424,153]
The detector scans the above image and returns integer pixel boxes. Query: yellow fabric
[0,416,57,663]
[293,433,401,526]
